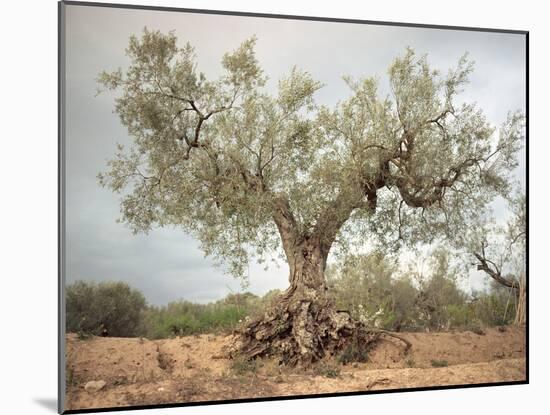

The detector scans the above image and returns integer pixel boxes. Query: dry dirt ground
[65,326,526,411]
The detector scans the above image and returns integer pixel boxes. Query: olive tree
[98,29,524,365]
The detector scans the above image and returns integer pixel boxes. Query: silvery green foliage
[98,30,524,282]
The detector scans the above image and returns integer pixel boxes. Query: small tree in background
[327,248,470,332]
[66,281,147,337]
[327,252,413,330]
[327,253,394,305]
[411,248,467,330]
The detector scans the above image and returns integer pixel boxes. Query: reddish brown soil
[65,326,526,411]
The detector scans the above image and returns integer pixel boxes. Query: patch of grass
[76,330,93,340]
[176,378,202,399]
[324,368,340,378]
[405,358,416,368]
[258,358,284,378]
[314,362,341,378]
[430,359,449,368]
[229,356,259,376]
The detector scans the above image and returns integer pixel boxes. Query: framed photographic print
[58,1,528,413]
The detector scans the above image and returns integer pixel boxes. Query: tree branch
[474,252,519,291]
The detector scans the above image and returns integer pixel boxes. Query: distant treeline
[66,251,518,338]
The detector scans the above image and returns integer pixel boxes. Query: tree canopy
[98,28,525,282]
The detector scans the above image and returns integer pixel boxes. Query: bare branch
[474,252,519,291]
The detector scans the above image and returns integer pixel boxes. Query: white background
[0,0,546,414]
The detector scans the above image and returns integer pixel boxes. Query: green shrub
[141,293,264,339]
[229,356,258,375]
[66,281,147,337]
[314,362,341,378]
[430,359,449,368]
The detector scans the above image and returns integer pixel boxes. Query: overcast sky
[63,4,526,305]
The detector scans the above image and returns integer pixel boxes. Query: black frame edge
[63,380,529,414]
[524,31,530,384]
[60,0,528,35]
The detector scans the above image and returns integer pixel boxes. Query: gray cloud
[63,4,526,305]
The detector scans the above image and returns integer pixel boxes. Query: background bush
[66,281,146,337]
[66,280,282,338]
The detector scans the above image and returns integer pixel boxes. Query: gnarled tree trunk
[230,236,410,366]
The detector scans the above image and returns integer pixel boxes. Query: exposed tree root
[370,329,412,351]
[227,288,411,366]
